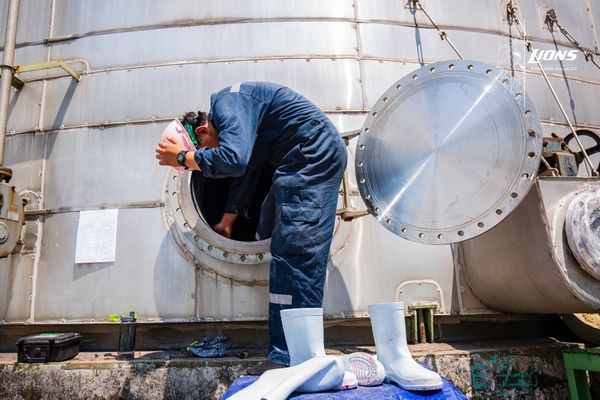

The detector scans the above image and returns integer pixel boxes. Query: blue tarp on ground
[221,375,467,399]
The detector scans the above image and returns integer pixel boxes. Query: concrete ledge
[0,338,584,399]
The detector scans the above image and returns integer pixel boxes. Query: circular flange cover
[566,188,600,279]
[355,60,543,244]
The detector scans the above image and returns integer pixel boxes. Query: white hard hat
[161,119,196,152]
[160,119,197,171]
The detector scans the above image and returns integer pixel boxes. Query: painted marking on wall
[470,350,541,398]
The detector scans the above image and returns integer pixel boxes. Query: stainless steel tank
[0,0,599,325]
[461,178,600,314]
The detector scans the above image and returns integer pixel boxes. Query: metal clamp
[0,64,24,89]
[0,64,16,73]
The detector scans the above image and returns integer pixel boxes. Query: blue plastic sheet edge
[221,375,468,400]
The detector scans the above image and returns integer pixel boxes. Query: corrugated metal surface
[42,125,165,209]
[52,0,355,34]
[0,0,51,44]
[2,133,43,192]
[0,0,598,323]
[34,207,196,322]
[51,22,359,68]
[40,60,363,130]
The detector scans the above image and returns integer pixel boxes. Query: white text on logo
[528,49,578,63]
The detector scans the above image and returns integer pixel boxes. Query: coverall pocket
[277,203,323,256]
[281,203,322,223]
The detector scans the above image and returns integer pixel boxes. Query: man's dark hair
[181,111,209,130]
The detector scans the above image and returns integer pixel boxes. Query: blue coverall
[194,82,347,365]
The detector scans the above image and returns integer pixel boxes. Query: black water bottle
[117,311,136,360]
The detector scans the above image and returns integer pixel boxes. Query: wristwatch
[176,150,189,169]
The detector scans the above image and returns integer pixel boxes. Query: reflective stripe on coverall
[194,82,347,365]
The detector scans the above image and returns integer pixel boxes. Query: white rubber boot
[338,369,358,390]
[368,302,443,391]
[227,356,344,400]
[281,308,352,392]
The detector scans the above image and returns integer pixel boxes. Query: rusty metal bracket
[407,303,438,344]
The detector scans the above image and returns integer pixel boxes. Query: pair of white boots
[228,302,442,400]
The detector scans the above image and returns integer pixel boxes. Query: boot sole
[384,376,443,391]
[342,352,384,386]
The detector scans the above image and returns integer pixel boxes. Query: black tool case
[17,333,82,363]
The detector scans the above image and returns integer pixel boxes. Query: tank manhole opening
[190,166,275,242]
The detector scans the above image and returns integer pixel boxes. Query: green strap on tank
[182,119,199,146]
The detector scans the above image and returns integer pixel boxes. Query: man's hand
[213,212,238,238]
[156,135,185,168]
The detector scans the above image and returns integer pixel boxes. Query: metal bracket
[340,129,361,140]
[0,60,81,90]
[544,8,558,28]
[407,303,437,344]
[16,60,81,82]
[335,132,371,221]
[337,209,369,221]
[336,169,370,221]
